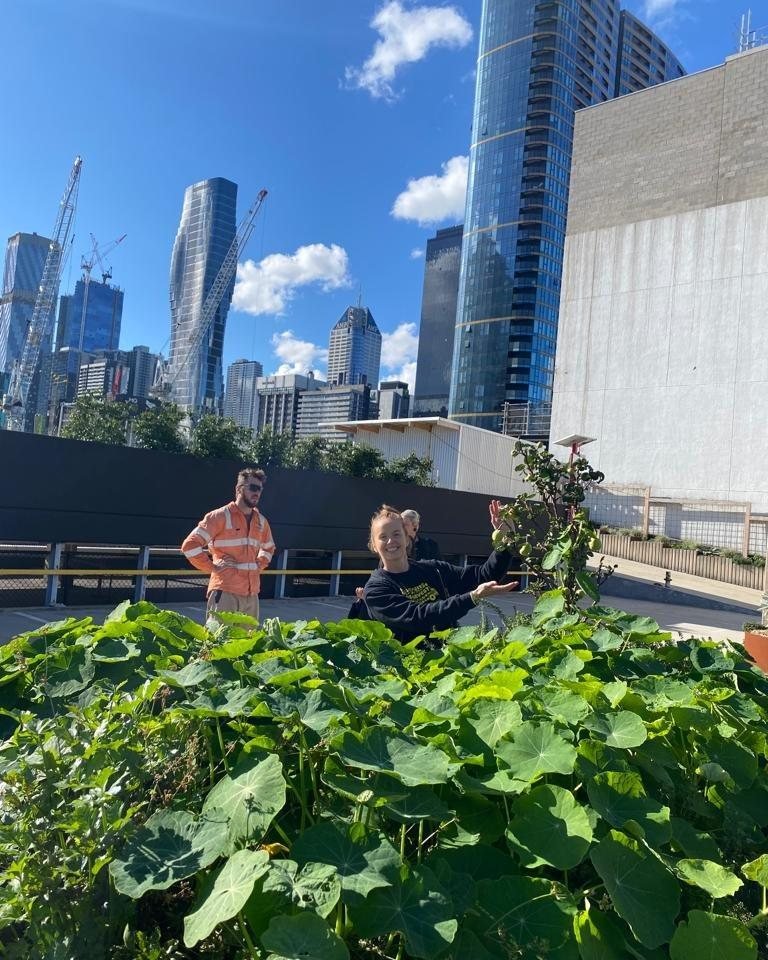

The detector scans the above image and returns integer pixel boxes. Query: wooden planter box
[744,629,768,673]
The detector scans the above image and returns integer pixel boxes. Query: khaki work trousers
[206,590,260,622]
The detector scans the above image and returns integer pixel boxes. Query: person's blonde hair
[368,504,404,552]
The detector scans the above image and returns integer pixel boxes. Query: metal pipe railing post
[44,543,63,606]
[329,550,343,596]
[134,546,151,602]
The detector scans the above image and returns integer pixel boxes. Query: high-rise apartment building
[0,232,52,378]
[327,306,382,387]
[254,373,324,436]
[449,1,684,432]
[224,358,264,430]
[296,384,373,442]
[615,10,685,96]
[127,345,160,400]
[412,225,463,417]
[168,178,237,414]
[55,278,123,353]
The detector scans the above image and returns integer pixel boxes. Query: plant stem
[272,819,293,847]
[335,900,344,937]
[395,934,405,960]
[215,717,229,774]
[205,729,216,786]
[237,912,259,958]
[400,823,407,860]
[417,820,424,862]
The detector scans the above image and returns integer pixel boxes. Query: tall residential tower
[449,1,684,432]
[0,233,52,378]
[168,177,237,413]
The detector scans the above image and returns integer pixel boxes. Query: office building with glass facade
[615,10,685,96]
[413,225,463,418]
[168,177,237,413]
[327,306,381,387]
[0,232,52,378]
[449,0,684,432]
[224,358,264,430]
[55,278,123,354]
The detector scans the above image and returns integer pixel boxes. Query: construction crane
[76,232,127,352]
[6,156,83,431]
[158,188,268,412]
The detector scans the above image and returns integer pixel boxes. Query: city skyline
[0,0,756,398]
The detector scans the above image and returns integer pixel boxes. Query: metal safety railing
[0,548,533,608]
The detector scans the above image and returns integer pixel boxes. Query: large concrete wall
[551,46,768,511]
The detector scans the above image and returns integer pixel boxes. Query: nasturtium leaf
[91,638,140,662]
[676,859,743,898]
[43,648,94,698]
[706,737,757,789]
[429,844,517,883]
[537,687,591,724]
[669,911,756,960]
[209,635,261,659]
[698,762,730,783]
[456,767,528,797]
[576,570,600,601]
[187,684,262,717]
[588,627,624,652]
[586,772,671,847]
[447,792,506,845]
[261,860,341,919]
[742,854,768,887]
[620,615,663,638]
[670,818,721,861]
[496,721,577,781]
[351,866,457,959]
[533,590,567,624]
[471,875,576,957]
[331,727,453,786]
[157,659,218,688]
[183,849,269,947]
[601,681,627,708]
[584,711,647,749]
[382,786,450,823]
[467,699,522,746]
[261,911,349,960]
[109,809,227,898]
[296,689,346,733]
[573,907,630,960]
[690,644,735,675]
[590,832,679,948]
[507,785,593,870]
[633,677,694,710]
[553,651,587,680]
[202,753,286,853]
[291,823,399,899]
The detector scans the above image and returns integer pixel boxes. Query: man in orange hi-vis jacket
[181,467,276,622]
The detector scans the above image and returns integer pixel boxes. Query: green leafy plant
[492,441,610,609]
[1,596,767,959]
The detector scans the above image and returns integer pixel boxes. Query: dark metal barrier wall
[0,431,509,554]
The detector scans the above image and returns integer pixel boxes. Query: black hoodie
[362,549,513,643]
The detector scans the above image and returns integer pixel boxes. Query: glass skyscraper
[413,224,463,417]
[616,10,685,96]
[224,358,264,430]
[327,306,382,387]
[55,278,123,353]
[168,177,237,413]
[0,232,52,378]
[449,1,684,432]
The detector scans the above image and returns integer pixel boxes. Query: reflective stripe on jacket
[181,501,276,597]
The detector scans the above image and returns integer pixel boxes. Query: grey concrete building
[253,373,324,437]
[296,384,373,442]
[550,45,768,510]
[375,380,410,420]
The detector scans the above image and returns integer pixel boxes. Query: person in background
[401,508,440,561]
[362,501,517,643]
[181,467,275,622]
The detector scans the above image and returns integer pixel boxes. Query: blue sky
[0,0,762,389]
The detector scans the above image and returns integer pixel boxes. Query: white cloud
[380,322,419,390]
[385,360,417,393]
[346,1,473,100]
[392,155,467,226]
[643,0,678,15]
[382,321,419,369]
[410,247,424,259]
[233,243,350,316]
[270,330,328,377]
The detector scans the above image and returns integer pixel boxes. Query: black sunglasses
[247,482,263,493]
